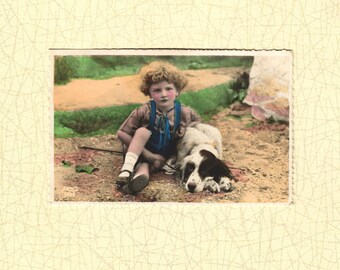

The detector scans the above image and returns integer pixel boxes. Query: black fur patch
[198,150,234,182]
[183,162,196,182]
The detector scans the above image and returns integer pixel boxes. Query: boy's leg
[119,127,151,177]
[121,162,150,194]
[134,161,150,178]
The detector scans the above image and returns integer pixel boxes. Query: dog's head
[181,149,233,193]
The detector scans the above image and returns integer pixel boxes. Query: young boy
[116,61,201,194]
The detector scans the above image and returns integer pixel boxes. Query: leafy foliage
[75,165,98,174]
[62,160,71,167]
[231,88,248,103]
[54,56,78,85]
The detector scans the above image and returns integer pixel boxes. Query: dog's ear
[213,159,235,182]
[198,151,217,178]
[199,149,216,160]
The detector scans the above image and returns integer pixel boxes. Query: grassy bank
[55,55,253,84]
[54,83,245,138]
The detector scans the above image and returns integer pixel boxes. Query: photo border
[50,49,293,205]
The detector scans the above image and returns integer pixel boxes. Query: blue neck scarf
[156,106,174,147]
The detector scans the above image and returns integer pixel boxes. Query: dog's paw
[219,177,232,192]
[203,177,221,193]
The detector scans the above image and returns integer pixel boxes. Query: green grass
[177,84,235,121]
[54,104,140,138]
[54,55,253,84]
[54,83,240,138]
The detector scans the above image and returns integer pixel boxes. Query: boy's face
[149,81,178,112]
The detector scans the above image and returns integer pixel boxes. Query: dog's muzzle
[187,182,197,193]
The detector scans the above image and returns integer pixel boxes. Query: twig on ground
[79,145,124,156]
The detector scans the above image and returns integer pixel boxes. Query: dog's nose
[187,182,197,192]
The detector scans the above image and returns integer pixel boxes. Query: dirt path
[54,67,248,111]
[53,67,289,203]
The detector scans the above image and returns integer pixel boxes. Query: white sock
[119,152,138,177]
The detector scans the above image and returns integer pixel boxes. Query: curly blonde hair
[139,61,188,96]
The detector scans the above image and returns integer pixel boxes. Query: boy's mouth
[160,99,168,103]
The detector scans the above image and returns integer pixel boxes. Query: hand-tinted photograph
[52,50,291,203]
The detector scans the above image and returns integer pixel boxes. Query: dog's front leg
[219,177,232,192]
[203,177,221,193]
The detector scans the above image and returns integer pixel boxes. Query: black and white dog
[165,123,235,193]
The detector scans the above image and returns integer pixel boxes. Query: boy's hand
[142,150,165,169]
[151,154,166,169]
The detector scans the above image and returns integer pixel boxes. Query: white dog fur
[164,123,234,193]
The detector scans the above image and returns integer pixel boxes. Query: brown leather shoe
[126,174,149,194]
[116,170,133,187]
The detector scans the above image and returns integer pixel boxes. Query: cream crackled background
[0,1,339,269]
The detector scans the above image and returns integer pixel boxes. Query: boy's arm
[187,108,202,128]
[117,129,133,146]
[191,108,202,123]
